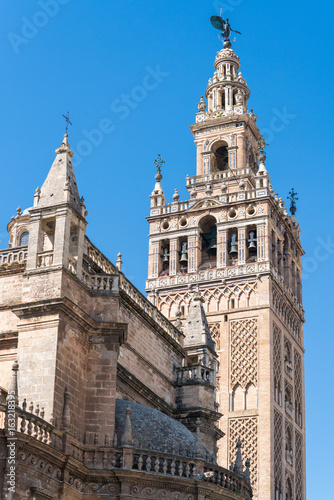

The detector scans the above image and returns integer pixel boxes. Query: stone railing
[0,246,28,267]
[146,261,271,290]
[186,168,252,185]
[37,250,53,267]
[131,449,252,499]
[175,364,214,385]
[82,272,119,293]
[119,273,184,346]
[85,237,116,275]
[0,401,252,500]
[149,186,268,216]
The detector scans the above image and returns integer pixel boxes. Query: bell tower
[146,39,306,500]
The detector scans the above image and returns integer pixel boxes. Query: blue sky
[1,1,333,497]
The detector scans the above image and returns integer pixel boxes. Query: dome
[115,399,213,461]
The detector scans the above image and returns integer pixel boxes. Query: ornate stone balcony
[175,364,215,386]
[0,246,28,267]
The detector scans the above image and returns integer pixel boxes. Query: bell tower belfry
[146,39,306,500]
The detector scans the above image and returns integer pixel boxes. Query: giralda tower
[145,22,306,500]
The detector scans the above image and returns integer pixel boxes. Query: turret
[25,134,88,278]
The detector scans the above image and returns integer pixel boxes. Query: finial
[154,154,165,181]
[116,252,123,272]
[173,189,180,202]
[234,438,243,475]
[62,112,72,134]
[287,188,298,215]
[174,309,182,329]
[7,360,19,405]
[16,206,21,217]
[195,418,202,458]
[122,405,133,447]
[210,15,241,48]
[197,96,207,112]
[61,387,71,431]
[244,458,251,484]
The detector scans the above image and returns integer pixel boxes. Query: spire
[234,438,244,475]
[122,406,133,447]
[152,154,165,195]
[194,418,203,458]
[37,134,81,215]
[150,155,166,209]
[183,291,215,352]
[7,360,19,405]
[61,387,71,431]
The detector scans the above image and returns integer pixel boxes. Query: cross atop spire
[62,112,72,134]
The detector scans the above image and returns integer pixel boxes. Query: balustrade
[37,250,53,267]
[176,364,214,385]
[0,247,28,267]
[0,401,251,499]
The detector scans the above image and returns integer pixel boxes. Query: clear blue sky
[1,1,333,497]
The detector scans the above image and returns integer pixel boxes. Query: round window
[228,209,237,219]
[247,206,256,216]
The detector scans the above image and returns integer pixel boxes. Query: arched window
[214,145,229,171]
[19,231,29,246]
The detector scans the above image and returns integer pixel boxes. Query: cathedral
[0,20,305,500]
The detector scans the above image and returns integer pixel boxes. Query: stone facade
[0,135,252,499]
[145,47,306,500]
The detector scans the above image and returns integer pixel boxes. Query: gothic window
[19,231,29,246]
[284,339,293,377]
[285,383,293,418]
[285,425,293,466]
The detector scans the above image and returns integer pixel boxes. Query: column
[238,227,246,265]
[217,230,227,268]
[26,212,43,270]
[257,225,265,262]
[169,238,179,276]
[149,241,160,278]
[188,235,200,273]
[53,209,71,267]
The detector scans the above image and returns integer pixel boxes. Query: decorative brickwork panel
[295,430,304,500]
[230,318,258,389]
[274,410,283,489]
[273,323,282,394]
[229,417,258,493]
[294,349,302,427]
[209,322,221,350]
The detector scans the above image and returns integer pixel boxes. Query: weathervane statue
[210,15,241,48]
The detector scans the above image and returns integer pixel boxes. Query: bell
[207,242,217,256]
[248,231,257,250]
[161,249,169,263]
[229,234,238,256]
[179,243,188,264]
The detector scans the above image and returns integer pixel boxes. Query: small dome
[115,399,213,461]
[21,207,32,216]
